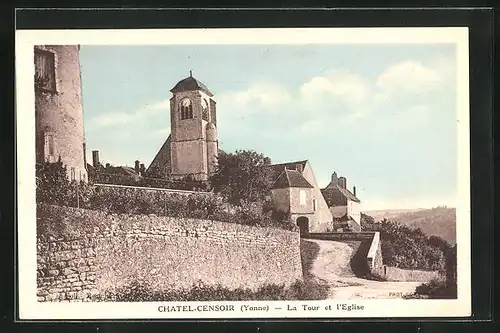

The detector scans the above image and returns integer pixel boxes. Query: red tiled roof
[270,160,308,173]
[322,184,361,203]
[272,169,313,189]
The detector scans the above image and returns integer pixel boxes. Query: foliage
[210,149,274,206]
[93,279,329,302]
[413,277,457,299]
[91,171,210,192]
[36,159,93,207]
[34,74,50,92]
[36,158,69,205]
[361,214,450,271]
[143,163,167,179]
[37,161,295,231]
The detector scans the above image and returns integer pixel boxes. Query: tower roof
[170,73,213,97]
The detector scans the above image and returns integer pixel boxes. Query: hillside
[363,208,424,222]
[364,207,456,245]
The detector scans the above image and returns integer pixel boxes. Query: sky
[79,43,458,211]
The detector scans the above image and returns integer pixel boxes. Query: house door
[296,217,309,237]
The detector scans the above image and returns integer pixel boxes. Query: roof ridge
[284,169,292,186]
[271,159,308,165]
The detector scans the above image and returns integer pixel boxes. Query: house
[321,171,362,232]
[270,160,333,234]
[147,72,218,181]
[87,150,144,182]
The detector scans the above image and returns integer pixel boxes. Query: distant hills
[363,206,456,245]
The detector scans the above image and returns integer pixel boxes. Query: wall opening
[296,216,309,237]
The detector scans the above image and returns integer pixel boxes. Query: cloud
[216,60,456,143]
[235,83,292,106]
[376,60,443,93]
[299,70,370,106]
[88,99,170,129]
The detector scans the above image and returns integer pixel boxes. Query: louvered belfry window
[209,99,216,125]
[201,99,209,121]
[34,49,56,92]
[180,98,193,120]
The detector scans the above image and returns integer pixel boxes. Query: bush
[94,279,329,302]
[414,278,457,299]
[37,161,296,231]
[362,216,449,271]
[91,171,211,192]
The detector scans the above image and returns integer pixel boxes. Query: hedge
[93,279,329,302]
[91,171,211,192]
[36,161,296,231]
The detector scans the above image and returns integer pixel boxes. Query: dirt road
[305,239,421,300]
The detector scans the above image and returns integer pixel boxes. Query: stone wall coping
[307,232,376,240]
[366,231,380,268]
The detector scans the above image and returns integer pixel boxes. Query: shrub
[362,217,449,271]
[37,161,296,231]
[94,279,329,302]
[91,171,211,192]
[36,159,70,205]
[414,278,457,299]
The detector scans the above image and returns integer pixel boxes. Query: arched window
[179,98,193,120]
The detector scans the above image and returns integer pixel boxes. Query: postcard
[16,27,471,319]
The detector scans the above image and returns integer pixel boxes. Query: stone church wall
[36,204,303,302]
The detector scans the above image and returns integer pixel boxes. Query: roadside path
[307,239,421,299]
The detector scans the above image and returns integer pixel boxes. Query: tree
[209,149,273,206]
[362,215,449,271]
[360,212,376,230]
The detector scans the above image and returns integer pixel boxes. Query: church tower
[169,72,218,181]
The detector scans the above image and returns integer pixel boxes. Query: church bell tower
[169,72,218,181]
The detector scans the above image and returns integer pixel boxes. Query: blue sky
[80,44,457,210]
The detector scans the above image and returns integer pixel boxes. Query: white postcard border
[16,27,471,319]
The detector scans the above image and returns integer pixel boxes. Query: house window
[70,167,76,181]
[180,98,193,120]
[299,190,307,206]
[313,199,317,211]
[43,132,56,162]
[34,49,56,92]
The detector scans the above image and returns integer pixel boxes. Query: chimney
[135,160,140,174]
[296,163,303,173]
[331,171,338,185]
[92,150,100,168]
[339,177,347,189]
[353,186,356,197]
[140,163,145,175]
